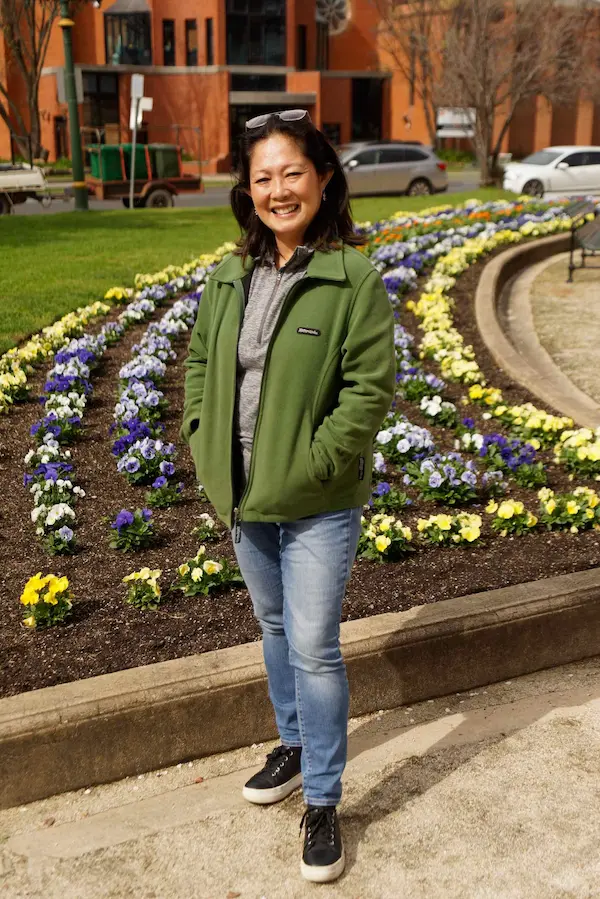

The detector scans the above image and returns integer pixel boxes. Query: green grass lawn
[0,188,511,355]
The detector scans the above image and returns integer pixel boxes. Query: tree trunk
[29,102,43,160]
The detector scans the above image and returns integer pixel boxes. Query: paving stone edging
[2,568,600,809]
[475,233,600,427]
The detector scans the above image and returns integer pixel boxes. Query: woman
[182,110,395,884]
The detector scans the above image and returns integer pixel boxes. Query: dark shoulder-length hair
[230,114,363,262]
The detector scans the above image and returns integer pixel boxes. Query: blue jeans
[233,507,362,806]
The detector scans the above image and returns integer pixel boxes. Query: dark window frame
[104,13,152,66]
[162,18,175,66]
[226,2,285,66]
[205,17,214,66]
[297,23,307,70]
[316,20,329,70]
[185,18,198,66]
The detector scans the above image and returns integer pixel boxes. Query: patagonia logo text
[297,327,321,336]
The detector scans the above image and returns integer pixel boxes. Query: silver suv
[339,142,448,196]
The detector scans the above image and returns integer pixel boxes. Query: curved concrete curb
[475,234,600,428]
[2,567,600,809]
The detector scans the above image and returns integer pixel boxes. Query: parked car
[503,146,600,198]
[338,142,448,196]
[0,163,52,214]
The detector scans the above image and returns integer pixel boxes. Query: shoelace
[299,807,336,847]
[265,745,295,778]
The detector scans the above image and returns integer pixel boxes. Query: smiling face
[247,132,332,257]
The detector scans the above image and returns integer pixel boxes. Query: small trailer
[0,163,53,214]
[86,143,203,208]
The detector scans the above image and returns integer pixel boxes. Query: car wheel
[407,178,432,196]
[122,197,145,209]
[146,188,174,208]
[522,179,544,198]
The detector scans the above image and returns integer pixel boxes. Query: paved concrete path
[529,254,600,408]
[2,655,600,898]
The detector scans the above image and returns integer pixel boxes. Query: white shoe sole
[300,848,346,883]
[242,772,303,805]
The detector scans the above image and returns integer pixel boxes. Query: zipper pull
[233,507,241,543]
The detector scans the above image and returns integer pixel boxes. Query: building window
[205,17,214,65]
[316,21,328,70]
[226,0,285,65]
[82,72,119,130]
[297,24,307,70]
[186,19,197,66]
[230,73,286,91]
[105,13,152,66]
[351,78,383,141]
[163,19,175,66]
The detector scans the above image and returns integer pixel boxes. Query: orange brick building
[1,0,600,171]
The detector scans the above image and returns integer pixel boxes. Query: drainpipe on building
[59,2,89,212]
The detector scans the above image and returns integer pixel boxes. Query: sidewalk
[529,253,600,406]
[2,655,600,898]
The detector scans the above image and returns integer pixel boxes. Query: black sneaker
[242,744,303,805]
[300,805,345,883]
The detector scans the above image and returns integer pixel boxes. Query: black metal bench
[565,198,600,282]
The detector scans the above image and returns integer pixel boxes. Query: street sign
[129,96,153,131]
[56,67,83,104]
[131,73,145,100]
[437,107,475,139]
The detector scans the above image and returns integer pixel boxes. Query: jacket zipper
[232,278,247,540]
[233,275,307,541]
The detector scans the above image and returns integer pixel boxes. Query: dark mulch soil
[1,249,599,699]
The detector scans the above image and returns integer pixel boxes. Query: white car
[503,146,600,198]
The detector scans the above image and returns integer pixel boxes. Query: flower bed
[2,198,600,699]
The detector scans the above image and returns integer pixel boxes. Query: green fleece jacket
[181,244,395,529]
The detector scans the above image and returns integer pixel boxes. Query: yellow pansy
[486,500,498,514]
[497,502,516,519]
[566,501,579,515]
[375,535,391,552]
[203,560,223,575]
[436,515,452,531]
[190,567,204,582]
[545,500,556,514]
[22,616,37,628]
[20,588,39,606]
[459,526,480,542]
[178,563,190,576]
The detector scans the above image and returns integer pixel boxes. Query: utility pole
[58,1,89,211]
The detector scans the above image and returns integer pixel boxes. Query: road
[9,172,481,216]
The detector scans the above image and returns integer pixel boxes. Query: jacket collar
[210,246,347,284]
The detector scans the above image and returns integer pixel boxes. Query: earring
[322,190,327,202]
[253,208,258,216]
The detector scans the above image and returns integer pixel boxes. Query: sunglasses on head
[245,109,311,130]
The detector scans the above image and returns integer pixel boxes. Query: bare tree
[0,0,61,161]
[373,0,443,148]
[439,0,599,184]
